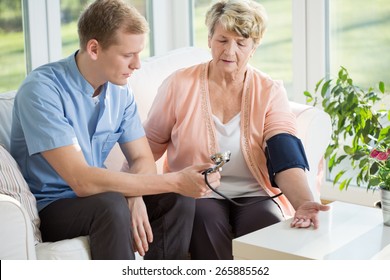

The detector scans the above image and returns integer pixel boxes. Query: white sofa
[0,47,331,260]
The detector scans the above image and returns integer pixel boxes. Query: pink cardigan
[144,62,297,216]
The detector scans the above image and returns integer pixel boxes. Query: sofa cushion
[0,145,42,244]
[35,236,91,260]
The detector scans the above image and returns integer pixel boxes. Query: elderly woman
[143,0,329,259]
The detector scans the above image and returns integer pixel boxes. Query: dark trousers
[39,192,134,260]
[39,192,195,260]
[143,193,195,260]
[189,196,284,260]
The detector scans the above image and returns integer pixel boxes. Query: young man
[11,0,219,260]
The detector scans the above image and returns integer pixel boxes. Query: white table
[233,201,390,259]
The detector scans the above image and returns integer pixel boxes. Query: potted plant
[304,66,390,225]
[368,147,390,225]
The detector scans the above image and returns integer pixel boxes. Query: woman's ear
[250,45,258,57]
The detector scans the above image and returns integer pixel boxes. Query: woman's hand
[290,201,330,229]
[127,196,153,256]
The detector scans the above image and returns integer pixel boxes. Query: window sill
[320,180,380,207]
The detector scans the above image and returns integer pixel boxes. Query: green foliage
[60,0,91,24]
[0,0,22,32]
[304,66,390,191]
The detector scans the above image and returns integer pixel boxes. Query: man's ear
[86,39,99,60]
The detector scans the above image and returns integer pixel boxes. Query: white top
[209,113,267,199]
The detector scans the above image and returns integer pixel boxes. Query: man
[11,0,219,260]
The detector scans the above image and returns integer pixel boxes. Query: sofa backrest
[0,47,331,202]
[105,47,213,172]
[128,47,212,122]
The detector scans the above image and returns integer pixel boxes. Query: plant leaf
[379,81,385,93]
[321,79,332,98]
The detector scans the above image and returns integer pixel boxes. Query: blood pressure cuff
[265,133,309,188]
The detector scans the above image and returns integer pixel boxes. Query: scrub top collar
[66,50,104,99]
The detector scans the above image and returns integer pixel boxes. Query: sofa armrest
[290,102,332,202]
[0,194,37,259]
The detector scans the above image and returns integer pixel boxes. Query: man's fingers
[133,223,151,256]
[143,221,153,243]
[132,226,144,256]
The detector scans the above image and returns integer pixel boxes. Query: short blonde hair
[78,0,149,50]
[205,0,268,46]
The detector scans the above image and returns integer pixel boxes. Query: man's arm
[119,137,156,257]
[120,137,157,175]
[41,138,217,198]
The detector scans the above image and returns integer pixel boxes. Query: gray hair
[205,0,268,46]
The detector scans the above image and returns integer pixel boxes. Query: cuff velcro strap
[265,133,309,187]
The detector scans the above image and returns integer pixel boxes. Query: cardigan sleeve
[263,80,297,142]
[143,74,177,161]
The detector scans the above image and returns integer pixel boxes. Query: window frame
[22,0,62,73]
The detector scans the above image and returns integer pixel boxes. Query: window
[60,0,151,58]
[329,0,390,89]
[320,0,390,205]
[326,0,390,186]
[60,0,91,57]
[0,0,25,93]
[254,0,292,96]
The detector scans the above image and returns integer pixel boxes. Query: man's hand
[175,164,221,198]
[290,201,330,229]
[127,196,153,256]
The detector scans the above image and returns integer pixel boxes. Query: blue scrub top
[11,52,145,211]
